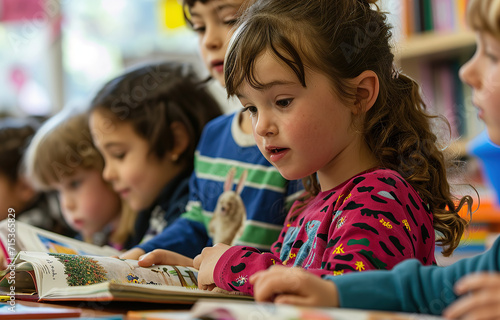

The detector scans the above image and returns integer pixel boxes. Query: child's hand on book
[443,272,500,320]
[137,249,194,267]
[250,265,339,307]
[193,243,230,291]
[120,247,146,260]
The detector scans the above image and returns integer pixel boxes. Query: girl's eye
[486,51,498,63]
[113,153,125,160]
[192,25,206,34]
[68,179,81,189]
[224,19,237,26]
[276,98,293,108]
[242,106,258,115]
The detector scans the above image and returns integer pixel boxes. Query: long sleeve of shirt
[213,169,436,295]
[137,216,209,258]
[330,236,500,315]
[136,167,209,258]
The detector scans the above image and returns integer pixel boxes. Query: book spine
[423,0,434,32]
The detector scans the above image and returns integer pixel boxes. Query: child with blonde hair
[191,0,473,296]
[24,108,135,249]
[250,1,500,319]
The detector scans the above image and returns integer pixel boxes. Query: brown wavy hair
[224,0,473,256]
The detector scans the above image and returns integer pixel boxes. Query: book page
[0,221,120,261]
[14,252,198,298]
[191,300,446,320]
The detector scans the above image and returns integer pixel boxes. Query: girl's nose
[459,54,481,91]
[254,110,278,137]
[102,163,116,182]
[202,25,224,51]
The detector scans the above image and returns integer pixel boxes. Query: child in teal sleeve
[250,0,500,319]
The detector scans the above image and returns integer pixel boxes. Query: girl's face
[190,0,247,86]
[460,32,500,145]
[53,168,121,238]
[237,51,374,191]
[89,111,181,212]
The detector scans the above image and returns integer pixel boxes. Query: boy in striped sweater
[120,0,302,261]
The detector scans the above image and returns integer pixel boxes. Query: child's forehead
[189,0,246,10]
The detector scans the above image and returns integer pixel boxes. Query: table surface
[4,299,192,319]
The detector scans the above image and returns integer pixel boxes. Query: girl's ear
[169,121,189,162]
[353,70,379,114]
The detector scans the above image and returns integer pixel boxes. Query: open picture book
[191,300,445,320]
[127,299,445,320]
[0,251,252,304]
[0,220,121,263]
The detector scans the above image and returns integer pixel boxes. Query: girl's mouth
[211,61,224,73]
[267,147,290,162]
[270,148,286,153]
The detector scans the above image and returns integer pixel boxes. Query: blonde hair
[24,107,103,190]
[24,107,137,246]
[467,0,500,36]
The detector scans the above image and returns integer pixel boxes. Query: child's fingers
[454,273,500,295]
[445,299,500,320]
[196,262,216,290]
[452,304,500,320]
[250,265,286,284]
[138,249,193,267]
[249,270,265,284]
[443,294,480,319]
[274,294,310,306]
[253,271,301,302]
[119,248,145,260]
[444,286,500,319]
[193,253,202,269]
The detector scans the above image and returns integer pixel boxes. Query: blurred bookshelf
[383,0,500,263]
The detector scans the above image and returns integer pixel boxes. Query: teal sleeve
[327,237,500,315]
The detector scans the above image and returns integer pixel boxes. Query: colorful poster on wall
[160,0,185,30]
[0,0,45,22]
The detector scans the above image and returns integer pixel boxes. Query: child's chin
[277,170,302,182]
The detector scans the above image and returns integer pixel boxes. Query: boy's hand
[443,273,500,320]
[119,248,146,260]
[193,243,230,291]
[137,249,193,267]
[250,265,339,307]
